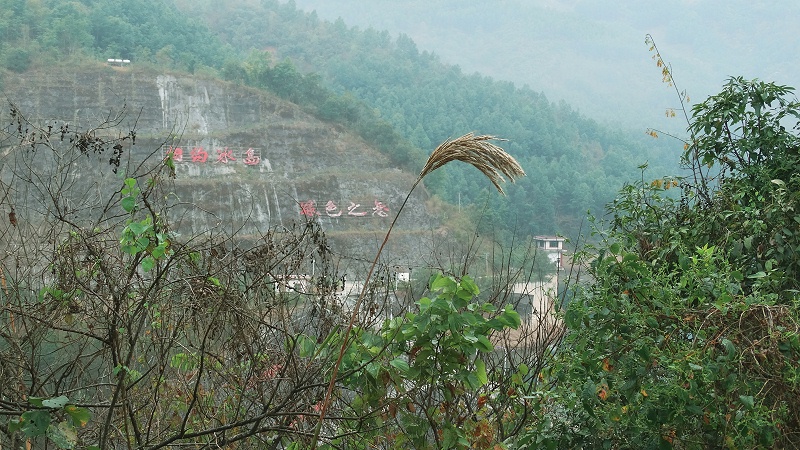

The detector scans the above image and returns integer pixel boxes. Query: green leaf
[121,196,136,213]
[389,358,410,373]
[297,334,316,357]
[475,335,493,352]
[721,338,737,359]
[21,410,51,437]
[466,372,481,390]
[459,275,480,295]
[8,418,23,433]
[136,236,150,250]
[42,395,69,409]
[64,405,91,427]
[739,394,755,410]
[140,256,155,272]
[431,274,456,293]
[686,404,704,415]
[475,359,488,386]
[503,305,521,328]
[127,221,147,235]
[151,244,167,259]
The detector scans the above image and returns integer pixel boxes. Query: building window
[548,240,560,249]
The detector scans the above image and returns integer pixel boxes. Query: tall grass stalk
[310,133,525,448]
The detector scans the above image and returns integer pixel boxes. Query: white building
[533,235,567,269]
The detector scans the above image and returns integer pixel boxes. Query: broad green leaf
[466,372,481,390]
[686,404,703,415]
[503,305,521,328]
[463,331,478,344]
[460,275,479,295]
[121,196,136,213]
[739,394,755,410]
[721,338,737,358]
[127,221,146,235]
[21,410,51,437]
[475,335,493,352]
[140,256,155,272]
[297,334,316,357]
[430,274,456,292]
[389,358,410,373]
[42,396,69,409]
[475,359,488,386]
[151,244,167,259]
[136,236,150,250]
[8,418,23,433]
[416,297,431,311]
[64,405,90,427]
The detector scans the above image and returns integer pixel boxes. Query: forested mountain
[287,0,800,134]
[174,0,680,238]
[4,2,800,449]
[0,0,680,241]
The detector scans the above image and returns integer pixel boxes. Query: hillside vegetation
[176,0,681,238]
[1,0,679,241]
[2,0,800,449]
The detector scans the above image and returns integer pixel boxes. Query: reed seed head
[419,133,526,195]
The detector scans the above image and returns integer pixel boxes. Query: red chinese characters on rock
[216,147,236,163]
[243,148,261,166]
[190,147,209,163]
[372,200,389,217]
[347,202,368,217]
[299,201,319,217]
[164,146,262,166]
[299,200,390,218]
[325,201,342,217]
[167,147,184,162]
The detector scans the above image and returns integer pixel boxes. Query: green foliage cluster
[523,78,800,448]
[1,103,542,449]
[0,0,227,73]
[8,396,92,449]
[292,274,523,449]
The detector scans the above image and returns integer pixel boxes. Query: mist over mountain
[289,0,799,136]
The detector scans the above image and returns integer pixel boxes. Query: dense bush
[520,78,800,448]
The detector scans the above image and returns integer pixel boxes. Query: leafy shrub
[519,78,800,449]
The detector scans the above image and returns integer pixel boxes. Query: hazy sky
[289,0,798,135]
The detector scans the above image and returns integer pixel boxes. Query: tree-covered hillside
[287,0,800,133]
[175,0,680,238]
[0,0,680,241]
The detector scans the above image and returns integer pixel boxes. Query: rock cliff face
[1,66,443,269]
